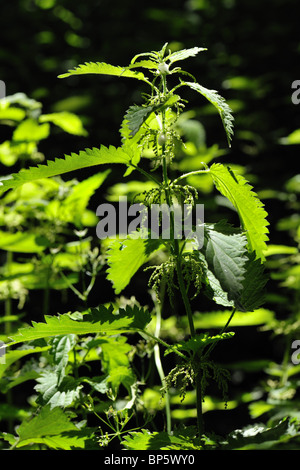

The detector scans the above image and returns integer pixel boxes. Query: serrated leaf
[58,61,148,82]
[236,252,268,312]
[15,405,93,449]
[165,332,234,356]
[35,372,82,408]
[17,405,75,442]
[122,426,199,450]
[209,164,269,261]
[50,334,77,385]
[127,60,158,70]
[168,47,207,64]
[123,104,157,137]
[184,81,234,146]
[203,268,235,308]
[7,304,152,346]
[106,236,162,294]
[123,95,181,138]
[0,145,134,194]
[224,418,293,450]
[201,221,248,304]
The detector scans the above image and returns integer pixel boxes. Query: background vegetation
[0,0,300,449]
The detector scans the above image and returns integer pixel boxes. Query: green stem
[141,330,188,361]
[159,71,204,438]
[132,164,161,186]
[172,168,210,186]
[4,251,13,336]
[203,307,236,360]
[4,251,13,433]
[153,285,171,435]
[175,256,204,437]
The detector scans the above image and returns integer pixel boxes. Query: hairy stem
[4,251,13,433]
[175,255,204,437]
[153,285,171,434]
[159,72,204,437]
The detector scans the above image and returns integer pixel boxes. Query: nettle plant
[0,44,270,449]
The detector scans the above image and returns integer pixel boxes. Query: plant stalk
[159,73,204,437]
[175,256,204,438]
[153,285,172,435]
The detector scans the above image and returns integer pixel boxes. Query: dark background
[1,0,299,244]
[1,0,299,437]
[1,0,299,175]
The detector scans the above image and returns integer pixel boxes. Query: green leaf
[60,170,110,226]
[0,145,134,194]
[34,373,82,408]
[123,104,157,137]
[168,47,207,64]
[196,223,267,311]
[7,304,152,346]
[203,267,235,308]
[122,426,199,450]
[236,252,268,312]
[184,82,234,146]
[15,405,93,449]
[106,365,136,401]
[191,308,275,329]
[96,336,137,405]
[123,95,181,139]
[0,346,49,380]
[13,118,50,142]
[50,334,77,385]
[165,332,234,356]
[101,336,131,367]
[58,61,148,82]
[0,106,26,122]
[106,236,162,294]
[279,129,300,145]
[1,92,41,111]
[17,405,75,441]
[263,244,298,257]
[0,231,45,253]
[224,418,298,450]
[127,59,158,70]
[86,304,152,331]
[201,221,248,304]
[39,112,87,136]
[209,163,269,261]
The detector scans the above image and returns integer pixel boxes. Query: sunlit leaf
[7,304,152,346]
[106,236,162,294]
[58,61,148,82]
[168,47,207,65]
[13,119,50,142]
[201,221,248,304]
[183,82,234,146]
[0,145,135,194]
[122,427,199,450]
[15,405,94,449]
[209,163,269,261]
[39,112,87,136]
[35,373,82,408]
